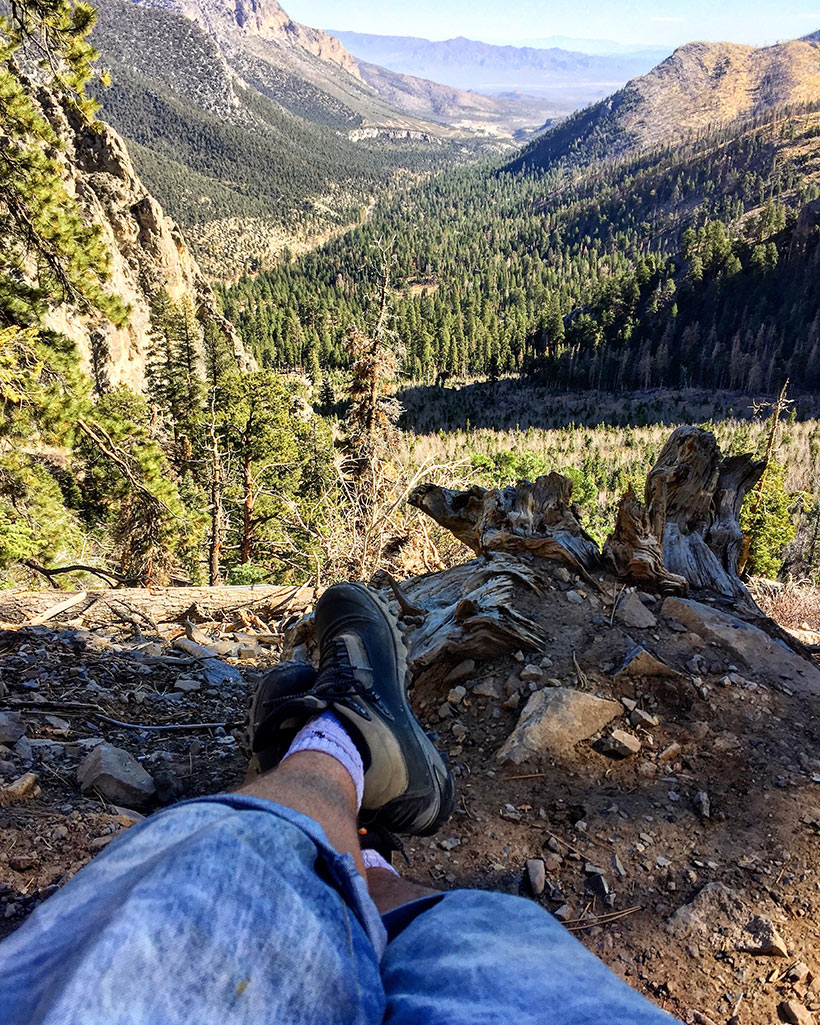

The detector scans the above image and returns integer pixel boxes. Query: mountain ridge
[327,29,668,107]
[91,0,546,276]
[509,31,820,171]
[114,0,547,134]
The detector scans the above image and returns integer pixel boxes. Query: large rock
[739,915,789,957]
[615,646,689,686]
[77,743,156,808]
[666,882,743,942]
[0,712,26,745]
[497,687,621,765]
[615,592,658,629]
[662,597,820,695]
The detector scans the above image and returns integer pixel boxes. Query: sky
[282,0,820,49]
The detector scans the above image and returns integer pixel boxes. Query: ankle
[244,752,359,815]
[281,713,365,809]
[365,869,440,915]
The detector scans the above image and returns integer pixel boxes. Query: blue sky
[283,0,820,48]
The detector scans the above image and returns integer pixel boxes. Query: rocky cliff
[136,0,361,77]
[41,93,251,391]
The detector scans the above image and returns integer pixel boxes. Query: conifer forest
[3,0,820,594]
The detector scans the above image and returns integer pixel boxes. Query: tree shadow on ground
[398,381,820,434]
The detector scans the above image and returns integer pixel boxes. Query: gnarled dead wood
[409,473,600,574]
[646,428,764,602]
[603,488,689,596]
[407,575,546,668]
[604,428,764,601]
[281,558,546,673]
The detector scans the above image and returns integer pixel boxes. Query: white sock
[362,849,398,875]
[282,712,365,809]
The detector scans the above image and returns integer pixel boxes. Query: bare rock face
[497,687,621,765]
[77,743,156,808]
[41,95,252,392]
[663,597,820,696]
[133,0,361,78]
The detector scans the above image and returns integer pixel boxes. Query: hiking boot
[250,583,455,836]
[358,823,409,865]
[248,660,318,775]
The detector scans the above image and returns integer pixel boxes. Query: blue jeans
[0,796,679,1024]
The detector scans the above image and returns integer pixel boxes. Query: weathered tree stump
[604,428,764,601]
[409,473,601,575]
[603,488,689,596]
[645,427,765,602]
[412,427,766,606]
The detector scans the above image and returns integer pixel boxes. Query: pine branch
[75,418,177,516]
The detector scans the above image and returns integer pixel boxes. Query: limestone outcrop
[41,94,252,392]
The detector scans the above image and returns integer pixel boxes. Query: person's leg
[365,869,437,914]
[239,745,367,876]
[0,583,458,1025]
[0,749,386,1025]
[378,888,680,1025]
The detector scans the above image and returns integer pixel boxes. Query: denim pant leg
[0,795,386,1025]
[380,890,680,1025]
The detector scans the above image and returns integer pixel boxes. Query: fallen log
[0,585,313,630]
[409,473,600,575]
[407,575,546,668]
[411,426,770,610]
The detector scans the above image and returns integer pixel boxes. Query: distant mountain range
[511,36,670,58]
[509,31,820,171]
[327,30,668,108]
[90,0,554,275]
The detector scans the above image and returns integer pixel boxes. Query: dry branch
[26,591,89,625]
[409,473,600,574]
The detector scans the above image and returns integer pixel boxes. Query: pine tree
[0,0,129,579]
[216,371,324,567]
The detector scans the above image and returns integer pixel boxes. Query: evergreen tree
[0,0,129,579]
[215,371,331,568]
[739,462,800,579]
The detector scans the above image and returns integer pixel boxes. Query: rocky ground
[2,571,820,1025]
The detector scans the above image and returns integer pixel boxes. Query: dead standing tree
[341,243,407,579]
